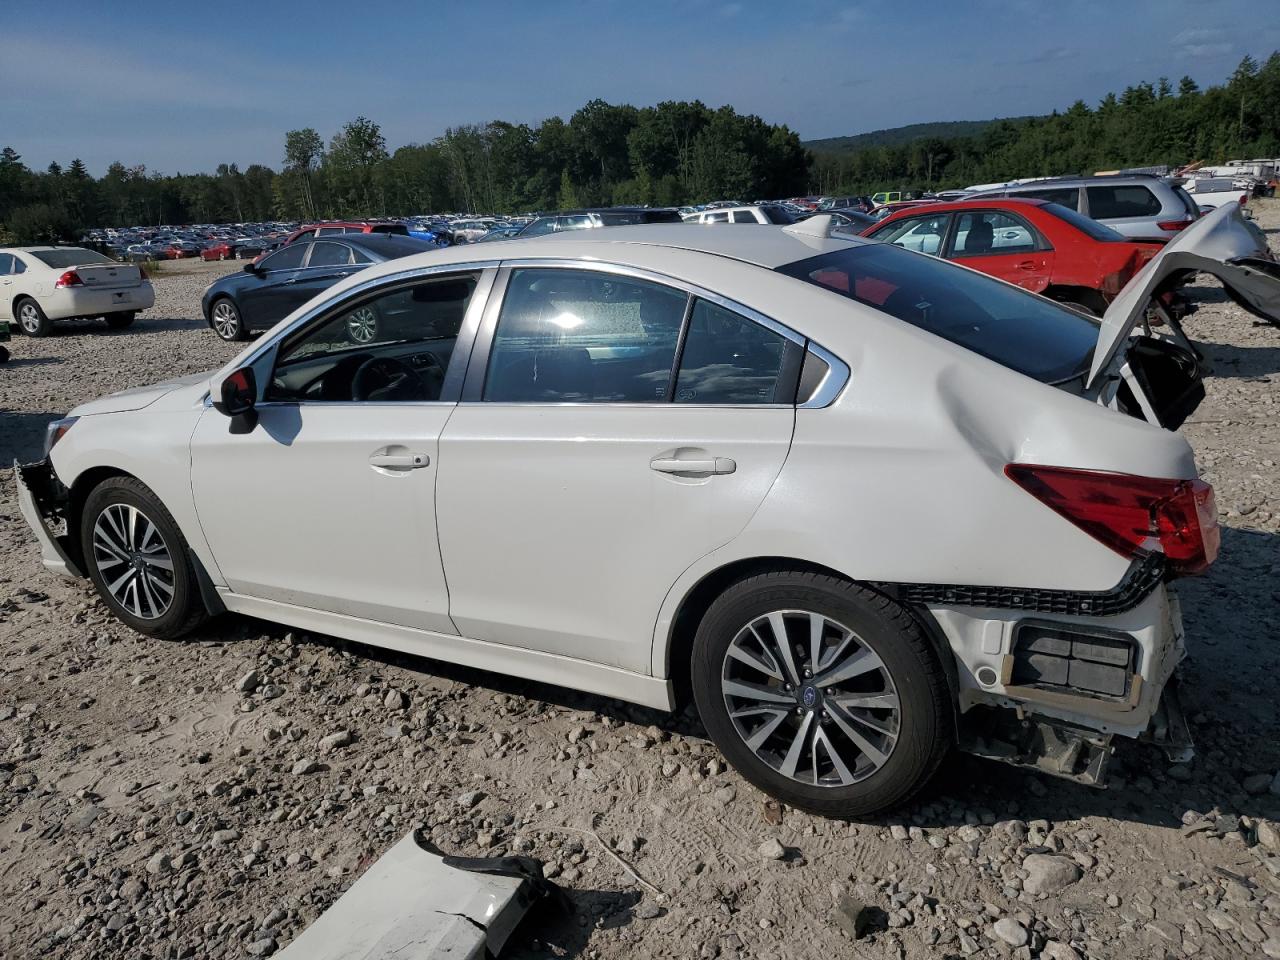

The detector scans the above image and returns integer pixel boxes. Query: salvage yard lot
[1,215,1279,960]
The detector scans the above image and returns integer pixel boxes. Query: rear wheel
[691,571,952,816]
[15,298,51,337]
[210,298,248,341]
[105,311,136,330]
[79,477,206,639]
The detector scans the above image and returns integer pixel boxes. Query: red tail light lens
[1005,464,1219,576]
[54,270,83,288]
[1156,219,1194,232]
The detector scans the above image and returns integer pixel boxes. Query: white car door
[435,265,801,674]
[0,253,16,319]
[190,270,491,633]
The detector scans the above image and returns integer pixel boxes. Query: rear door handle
[369,451,430,470]
[650,456,737,475]
[1015,260,1038,271]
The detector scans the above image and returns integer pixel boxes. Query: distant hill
[804,118,1031,153]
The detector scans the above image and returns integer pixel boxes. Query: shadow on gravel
[507,889,642,959]
[0,355,62,369]
[0,409,63,463]
[1198,336,1280,378]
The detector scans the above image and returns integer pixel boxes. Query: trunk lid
[72,262,144,290]
[1088,203,1280,388]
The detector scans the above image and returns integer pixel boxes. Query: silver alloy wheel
[211,300,240,339]
[347,307,377,343]
[91,503,176,620]
[18,301,41,334]
[721,609,900,786]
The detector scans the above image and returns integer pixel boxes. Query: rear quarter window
[1086,185,1162,219]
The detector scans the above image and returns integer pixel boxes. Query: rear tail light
[1239,194,1248,206]
[54,270,83,288]
[1156,219,1194,232]
[1005,464,1219,576]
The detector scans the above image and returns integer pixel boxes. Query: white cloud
[1173,28,1235,59]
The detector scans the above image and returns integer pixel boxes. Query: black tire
[209,297,249,341]
[15,297,52,337]
[80,476,207,639]
[0,345,9,363]
[691,571,953,817]
[105,311,136,330]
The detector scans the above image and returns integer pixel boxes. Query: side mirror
[243,261,262,275]
[214,366,257,421]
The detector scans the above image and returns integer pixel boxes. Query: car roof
[883,197,1051,214]
[320,234,435,257]
[359,222,873,274]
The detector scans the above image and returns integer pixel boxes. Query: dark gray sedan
[201,234,436,341]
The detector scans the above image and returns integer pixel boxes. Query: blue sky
[2,0,1278,175]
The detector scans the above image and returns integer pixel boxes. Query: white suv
[17,209,1277,815]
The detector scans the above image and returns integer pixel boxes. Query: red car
[200,242,236,262]
[862,197,1162,315]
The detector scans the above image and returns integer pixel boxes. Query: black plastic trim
[874,553,1165,617]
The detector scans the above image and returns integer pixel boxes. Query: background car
[967,174,1201,240]
[200,241,237,262]
[683,204,799,224]
[825,209,878,233]
[517,208,683,237]
[0,247,154,336]
[474,225,525,242]
[284,221,412,245]
[200,233,436,341]
[863,197,1167,315]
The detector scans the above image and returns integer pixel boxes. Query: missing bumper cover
[960,706,1112,786]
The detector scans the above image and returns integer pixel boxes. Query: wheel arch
[659,556,960,717]
[65,465,224,615]
[1044,284,1107,316]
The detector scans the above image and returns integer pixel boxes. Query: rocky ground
[0,226,1278,960]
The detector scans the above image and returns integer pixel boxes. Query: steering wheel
[351,356,426,402]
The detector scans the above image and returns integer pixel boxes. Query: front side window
[675,300,791,404]
[776,243,1098,384]
[484,269,687,403]
[951,211,1041,257]
[519,218,556,237]
[1086,185,1161,219]
[306,241,352,267]
[873,213,950,256]
[259,243,308,272]
[1019,187,1080,210]
[0,254,13,274]
[267,273,478,403]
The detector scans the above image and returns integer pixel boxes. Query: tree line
[0,100,810,241]
[1,53,1279,243]
[811,54,1280,195]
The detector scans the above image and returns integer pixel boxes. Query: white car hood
[1089,202,1280,387]
[70,372,211,416]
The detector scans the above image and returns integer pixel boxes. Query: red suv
[283,221,410,245]
[863,197,1163,315]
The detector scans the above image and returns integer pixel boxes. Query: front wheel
[105,311,136,330]
[691,571,953,816]
[80,476,207,639]
[210,298,248,341]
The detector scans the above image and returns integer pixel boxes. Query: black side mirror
[243,261,262,275]
[214,367,258,428]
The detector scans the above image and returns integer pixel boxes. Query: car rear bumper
[14,458,83,580]
[40,284,154,320]
[927,579,1189,780]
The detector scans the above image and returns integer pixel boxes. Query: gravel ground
[1,226,1279,960]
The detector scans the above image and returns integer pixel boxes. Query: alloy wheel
[211,301,240,339]
[91,503,176,620]
[18,302,41,334]
[721,609,900,787]
[346,307,377,343]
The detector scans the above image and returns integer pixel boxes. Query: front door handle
[369,451,430,470]
[650,456,737,476]
[1015,260,1038,271]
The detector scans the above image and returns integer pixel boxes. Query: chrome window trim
[799,342,850,409]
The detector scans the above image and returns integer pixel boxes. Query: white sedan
[0,246,154,336]
[17,208,1278,815]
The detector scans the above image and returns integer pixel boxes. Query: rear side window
[1086,185,1161,219]
[675,300,792,404]
[1018,187,1080,209]
[731,210,759,224]
[484,269,687,402]
[0,253,12,274]
[776,243,1099,384]
[705,212,730,223]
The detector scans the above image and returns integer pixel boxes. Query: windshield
[760,205,798,224]
[30,248,116,268]
[776,243,1099,384]
[1041,203,1126,242]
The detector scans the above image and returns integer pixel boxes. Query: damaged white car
[17,205,1280,816]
